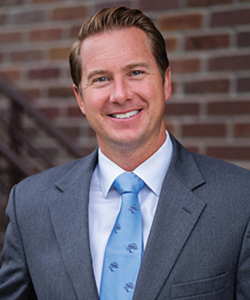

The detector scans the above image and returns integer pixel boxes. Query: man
[0,6,250,300]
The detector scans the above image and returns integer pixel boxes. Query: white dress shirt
[88,131,173,293]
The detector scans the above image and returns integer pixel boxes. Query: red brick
[159,14,203,31]
[208,101,250,115]
[0,13,5,25]
[79,146,96,157]
[165,103,199,115]
[0,69,21,81]
[70,25,81,39]
[29,28,62,42]
[68,106,84,118]
[0,32,22,44]
[209,55,250,71]
[36,147,59,159]
[20,88,40,99]
[234,123,250,137]
[93,1,130,12]
[186,146,199,153]
[39,108,59,119]
[207,146,250,160]
[171,81,177,95]
[211,9,250,27]
[28,68,60,79]
[139,0,179,10]
[170,59,200,74]
[184,79,229,94]
[182,124,226,137]
[237,78,250,93]
[185,34,229,51]
[11,50,42,62]
[48,87,73,98]
[0,0,24,6]
[61,126,81,139]
[50,47,71,60]
[88,127,96,138]
[165,122,175,135]
[78,126,96,138]
[32,0,59,3]
[187,0,231,6]
[165,38,178,52]
[237,32,250,47]
[52,6,87,21]
[12,10,46,25]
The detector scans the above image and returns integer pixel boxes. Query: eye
[93,77,107,83]
[129,70,146,78]
[92,76,111,86]
[131,70,143,76]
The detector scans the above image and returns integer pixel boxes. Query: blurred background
[1,0,250,256]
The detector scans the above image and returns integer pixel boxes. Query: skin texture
[73,27,171,171]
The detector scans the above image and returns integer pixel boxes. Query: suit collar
[55,149,98,192]
[168,134,205,190]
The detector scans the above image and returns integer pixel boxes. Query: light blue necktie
[100,172,145,300]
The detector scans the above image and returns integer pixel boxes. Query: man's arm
[236,216,250,300]
[0,186,37,299]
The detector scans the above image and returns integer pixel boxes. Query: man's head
[71,7,172,169]
[69,6,169,89]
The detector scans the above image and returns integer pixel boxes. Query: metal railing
[0,75,85,254]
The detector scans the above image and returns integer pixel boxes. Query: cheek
[135,84,162,103]
[83,93,106,116]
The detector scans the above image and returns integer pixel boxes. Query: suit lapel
[134,136,207,300]
[47,136,207,300]
[49,150,99,300]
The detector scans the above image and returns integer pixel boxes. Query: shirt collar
[98,131,173,198]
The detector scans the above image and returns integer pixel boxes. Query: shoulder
[191,151,250,183]
[170,134,250,183]
[170,135,250,209]
[10,149,98,206]
[189,152,250,217]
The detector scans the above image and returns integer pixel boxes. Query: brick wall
[1,0,250,170]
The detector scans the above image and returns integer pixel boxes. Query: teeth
[112,110,139,119]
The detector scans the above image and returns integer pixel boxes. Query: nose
[109,76,132,104]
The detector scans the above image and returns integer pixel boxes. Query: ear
[73,84,86,115]
[164,67,171,102]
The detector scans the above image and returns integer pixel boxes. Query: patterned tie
[100,172,145,300]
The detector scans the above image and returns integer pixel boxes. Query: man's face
[74,27,171,159]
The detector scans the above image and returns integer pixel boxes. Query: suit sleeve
[0,185,37,299]
[236,216,250,300]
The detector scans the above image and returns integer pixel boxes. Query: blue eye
[97,77,107,82]
[92,77,111,85]
[132,70,141,76]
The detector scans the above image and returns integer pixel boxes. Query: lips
[110,110,141,119]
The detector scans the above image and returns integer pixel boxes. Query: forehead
[79,27,156,73]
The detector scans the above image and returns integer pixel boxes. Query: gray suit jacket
[0,136,250,299]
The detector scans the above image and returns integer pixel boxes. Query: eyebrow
[86,70,107,82]
[86,62,151,82]
[123,62,150,72]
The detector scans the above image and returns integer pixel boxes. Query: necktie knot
[113,172,145,195]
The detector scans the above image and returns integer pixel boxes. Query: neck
[99,132,166,172]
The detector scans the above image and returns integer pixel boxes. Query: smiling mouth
[110,110,141,119]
